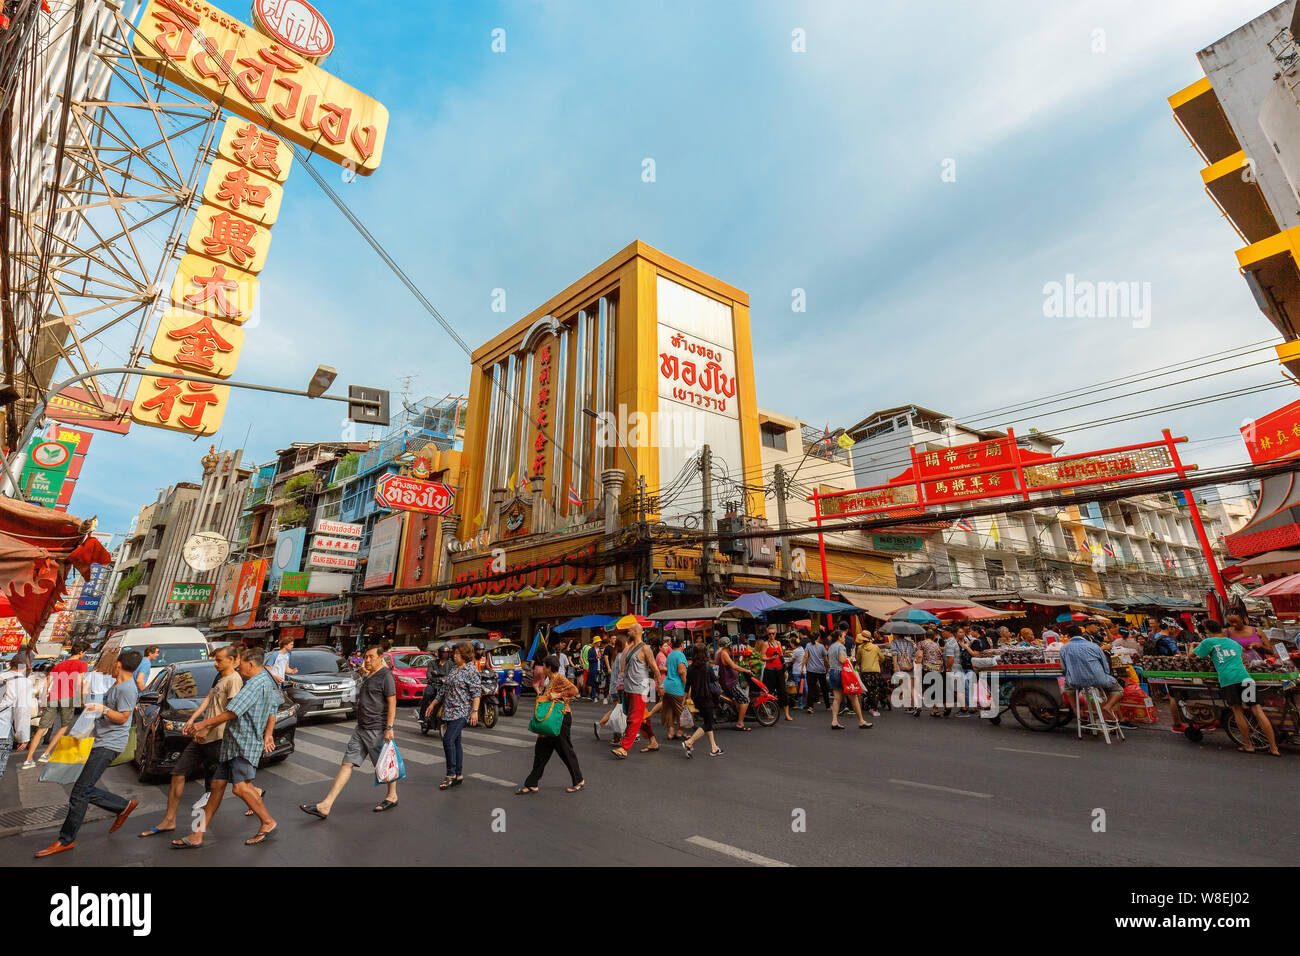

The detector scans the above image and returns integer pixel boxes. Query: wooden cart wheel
[1009,687,1060,732]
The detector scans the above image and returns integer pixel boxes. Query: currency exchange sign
[375,474,454,515]
[131,0,389,175]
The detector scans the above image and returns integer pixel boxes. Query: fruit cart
[1141,655,1300,750]
[972,653,1074,731]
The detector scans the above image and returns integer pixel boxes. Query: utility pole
[700,444,712,605]
[773,463,793,600]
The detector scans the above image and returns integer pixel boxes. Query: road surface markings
[462,729,533,748]
[301,724,497,758]
[469,773,516,788]
[262,760,332,785]
[888,779,993,799]
[995,747,1081,759]
[292,737,441,767]
[685,836,792,867]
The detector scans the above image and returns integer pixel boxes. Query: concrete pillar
[601,468,626,585]
[438,514,460,586]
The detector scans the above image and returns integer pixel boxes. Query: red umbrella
[904,599,1008,621]
[1247,573,1300,596]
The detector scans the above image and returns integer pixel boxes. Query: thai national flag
[954,518,975,533]
[568,484,583,507]
[1102,543,1115,557]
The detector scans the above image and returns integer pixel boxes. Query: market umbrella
[890,607,940,625]
[878,621,926,636]
[765,596,861,620]
[1054,611,1090,623]
[552,614,615,634]
[440,624,490,638]
[904,598,1011,621]
[723,591,784,616]
[604,614,654,632]
[1247,572,1300,596]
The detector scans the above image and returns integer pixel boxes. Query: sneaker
[1118,721,1138,730]
[681,741,692,759]
[1171,723,1188,733]
[20,761,35,770]
[870,710,880,717]
[37,754,50,764]
[708,748,725,757]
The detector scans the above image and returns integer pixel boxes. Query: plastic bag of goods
[1117,683,1157,724]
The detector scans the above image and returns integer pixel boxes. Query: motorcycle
[413,667,499,735]
[715,672,779,727]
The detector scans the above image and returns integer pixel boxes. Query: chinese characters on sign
[1240,397,1300,465]
[135,116,292,435]
[530,339,555,481]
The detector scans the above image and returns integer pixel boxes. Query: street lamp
[307,364,338,398]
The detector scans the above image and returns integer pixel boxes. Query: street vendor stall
[972,648,1073,731]
[1140,654,1299,750]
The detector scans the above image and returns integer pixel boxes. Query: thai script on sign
[1022,448,1171,488]
[375,474,454,515]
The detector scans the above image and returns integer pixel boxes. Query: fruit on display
[997,648,1044,665]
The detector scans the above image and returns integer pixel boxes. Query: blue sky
[69,0,1289,540]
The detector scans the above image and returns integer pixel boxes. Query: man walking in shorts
[177,646,278,847]
[299,645,398,819]
[138,643,243,839]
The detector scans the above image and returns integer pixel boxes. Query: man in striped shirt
[179,646,279,848]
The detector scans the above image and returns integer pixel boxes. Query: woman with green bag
[516,655,584,794]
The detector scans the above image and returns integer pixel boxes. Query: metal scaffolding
[1,0,218,449]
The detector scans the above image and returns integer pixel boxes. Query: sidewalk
[0,750,121,839]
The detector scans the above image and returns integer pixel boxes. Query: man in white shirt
[267,635,297,685]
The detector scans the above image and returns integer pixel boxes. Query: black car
[274,648,360,721]
[132,661,297,782]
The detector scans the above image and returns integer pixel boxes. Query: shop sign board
[1241,397,1300,464]
[375,474,453,515]
[871,534,924,552]
[311,534,360,553]
[364,513,403,588]
[315,519,362,538]
[268,606,302,622]
[169,581,214,603]
[280,571,322,597]
[305,572,351,595]
[308,551,357,571]
[46,385,132,434]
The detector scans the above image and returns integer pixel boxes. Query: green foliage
[114,566,143,601]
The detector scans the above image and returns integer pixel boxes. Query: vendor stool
[1074,687,1125,744]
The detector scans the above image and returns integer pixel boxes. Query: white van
[100,626,211,687]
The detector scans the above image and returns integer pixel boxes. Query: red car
[385,649,433,702]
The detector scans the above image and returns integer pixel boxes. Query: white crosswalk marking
[468,773,516,788]
[299,724,498,758]
[685,836,792,867]
[262,760,332,785]
[462,729,533,748]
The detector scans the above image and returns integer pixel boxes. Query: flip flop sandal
[640,745,659,753]
[373,800,399,812]
[831,724,844,730]
[514,787,538,795]
[610,748,628,759]
[171,837,204,849]
[566,782,585,793]
[245,827,276,846]
[298,803,328,820]
[139,826,175,838]
[734,726,751,732]
[859,723,873,729]
[244,789,267,816]
[439,777,455,790]
[451,777,464,787]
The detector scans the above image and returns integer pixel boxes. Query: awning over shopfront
[838,592,912,619]
[1247,573,1300,597]
[552,614,615,633]
[1235,549,1300,576]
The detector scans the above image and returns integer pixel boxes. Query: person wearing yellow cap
[855,631,884,717]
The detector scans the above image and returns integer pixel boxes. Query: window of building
[948,555,960,586]
[760,425,788,451]
[984,558,1005,589]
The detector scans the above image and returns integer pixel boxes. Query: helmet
[1160,617,1179,629]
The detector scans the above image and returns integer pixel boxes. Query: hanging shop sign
[311,534,360,553]
[268,606,302,623]
[171,257,258,324]
[308,551,357,571]
[315,518,362,537]
[302,601,349,625]
[374,474,454,515]
[280,571,322,597]
[449,542,600,602]
[169,581,215,603]
[130,365,231,435]
[46,385,132,435]
[364,513,404,589]
[1241,396,1300,465]
[305,572,351,596]
[872,534,924,552]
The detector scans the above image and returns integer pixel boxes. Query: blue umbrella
[552,614,615,633]
[724,592,784,617]
[765,597,861,620]
[891,607,940,624]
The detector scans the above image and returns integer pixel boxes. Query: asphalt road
[9,699,1295,867]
